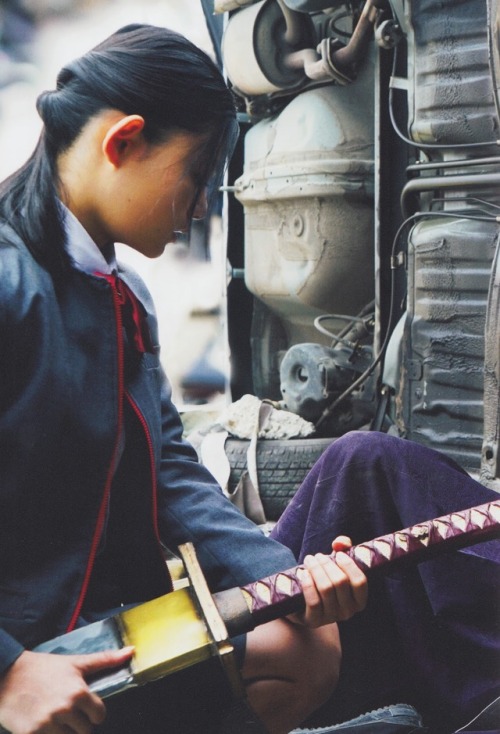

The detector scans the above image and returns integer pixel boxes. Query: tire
[225,437,334,521]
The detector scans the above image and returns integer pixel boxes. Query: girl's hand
[290,536,368,628]
[0,646,134,734]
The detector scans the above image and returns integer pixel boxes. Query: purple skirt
[271,431,500,733]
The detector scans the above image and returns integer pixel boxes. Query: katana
[31,498,500,702]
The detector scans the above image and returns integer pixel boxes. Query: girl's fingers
[300,551,368,626]
[331,536,353,552]
[299,556,322,622]
[335,551,368,610]
[302,554,343,626]
[315,553,363,621]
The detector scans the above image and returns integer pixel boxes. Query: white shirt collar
[61,203,117,275]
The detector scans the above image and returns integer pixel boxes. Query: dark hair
[0,23,238,279]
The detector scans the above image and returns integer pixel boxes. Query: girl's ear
[102,115,145,167]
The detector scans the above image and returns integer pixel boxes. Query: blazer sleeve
[155,379,297,592]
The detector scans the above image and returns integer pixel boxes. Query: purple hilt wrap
[213,499,500,636]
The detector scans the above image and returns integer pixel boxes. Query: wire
[336,299,375,339]
[314,313,368,346]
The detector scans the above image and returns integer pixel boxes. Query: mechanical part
[235,81,375,357]
[285,0,384,84]
[218,0,500,476]
[280,343,352,421]
[375,18,403,49]
[314,312,373,346]
[395,216,499,473]
[223,0,381,94]
[222,0,314,95]
[401,171,500,218]
[390,0,500,473]
[406,156,500,174]
[405,0,499,148]
[329,0,382,77]
[279,341,373,424]
[285,37,357,84]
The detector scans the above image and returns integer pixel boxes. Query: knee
[297,625,340,711]
[275,622,341,714]
[332,431,469,491]
[243,620,341,731]
[324,430,406,472]
[333,429,394,454]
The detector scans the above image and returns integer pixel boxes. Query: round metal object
[222,0,314,95]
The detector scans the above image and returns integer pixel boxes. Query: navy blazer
[0,223,295,674]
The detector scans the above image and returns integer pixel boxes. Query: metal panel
[394,0,500,473]
[396,217,498,471]
[408,0,498,146]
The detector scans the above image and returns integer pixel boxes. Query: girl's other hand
[0,646,134,734]
[290,536,368,628]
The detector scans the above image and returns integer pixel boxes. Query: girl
[0,24,366,734]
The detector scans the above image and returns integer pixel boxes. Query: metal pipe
[285,48,327,81]
[276,0,303,46]
[284,0,381,83]
[331,0,380,74]
[407,156,500,173]
[401,171,500,218]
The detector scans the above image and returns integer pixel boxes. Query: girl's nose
[192,188,208,220]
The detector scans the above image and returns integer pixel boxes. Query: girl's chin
[138,240,169,259]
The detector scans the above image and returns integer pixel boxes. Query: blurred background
[0,0,230,410]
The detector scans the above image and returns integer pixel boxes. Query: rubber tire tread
[225,437,334,521]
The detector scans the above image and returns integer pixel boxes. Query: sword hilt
[214,499,500,636]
